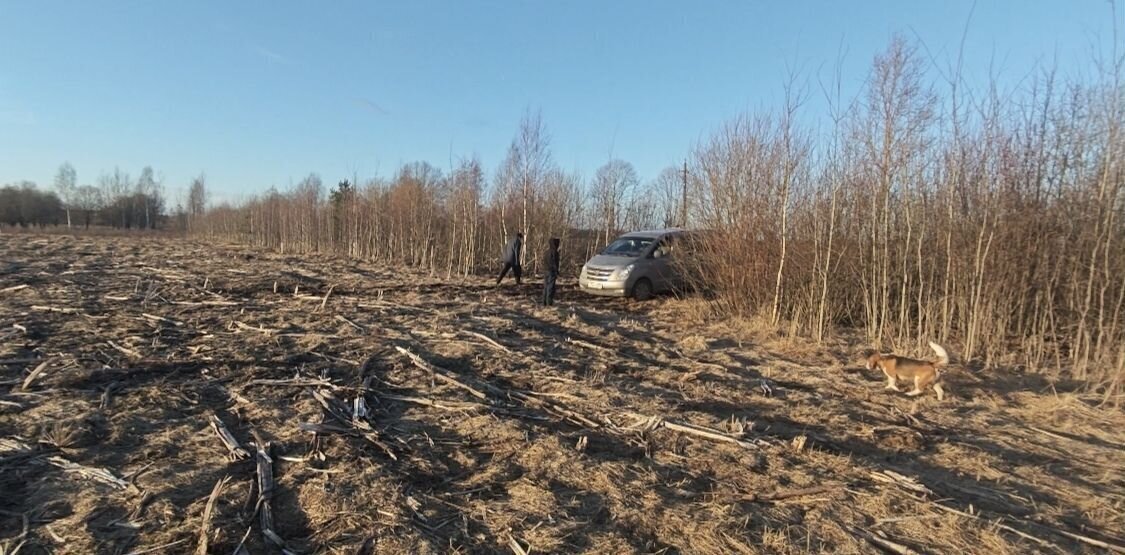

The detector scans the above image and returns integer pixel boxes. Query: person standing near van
[542,237,560,305]
[496,232,523,285]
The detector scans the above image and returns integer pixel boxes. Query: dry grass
[1,234,1122,554]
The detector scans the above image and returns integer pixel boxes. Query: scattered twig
[741,485,837,503]
[462,330,512,354]
[45,455,130,490]
[509,389,601,428]
[171,300,240,307]
[508,534,530,555]
[848,526,922,555]
[125,538,190,555]
[358,300,428,313]
[195,476,231,555]
[397,345,602,428]
[1,439,130,490]
[929,502,1057,548]
[623,413,764,449]
[396,346,488,400]
[317,284,335,312]
[246,377,337,389]
[334,314,365,332]
[0,284,29,293]
[869,470,933,496]
[21,358,53,390]
[233,321,277,335]
[877,473,1059,549]
[209,414,250,460]
[1049,528,1125,554]
[378,393,482,412]
[30,305,82,314]
[251,431,297,555]
[308,389,396,460]
[107,340,142,360]
[566,337,613,353]
[141,312,183,327]
[874,514,945,527]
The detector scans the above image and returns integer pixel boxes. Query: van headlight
[615,264,635,280]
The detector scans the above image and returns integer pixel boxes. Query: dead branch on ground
[208,414,250,460]
[194,475,230,555]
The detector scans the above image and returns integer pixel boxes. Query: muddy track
[1,234,1122,554]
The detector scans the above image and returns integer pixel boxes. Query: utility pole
[681,160,688,228]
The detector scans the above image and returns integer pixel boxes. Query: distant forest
[1,164,202,231]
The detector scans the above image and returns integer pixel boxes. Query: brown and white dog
[865,342,949,400]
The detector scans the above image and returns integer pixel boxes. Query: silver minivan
[578,228,688,300]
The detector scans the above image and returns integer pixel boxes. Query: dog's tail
[928,342,949,367]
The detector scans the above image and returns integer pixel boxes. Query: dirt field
[1,234,1122,555]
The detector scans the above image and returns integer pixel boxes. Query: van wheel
[631,279,653,301]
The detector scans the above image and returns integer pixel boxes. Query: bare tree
[99,168,132,228]
[590,159,639,246]
[133,166,165,229]
[497,110,553,267]
[188,174,207,232]
[73,185,103,229]
[650,166,685,228]
[54,163,77,228]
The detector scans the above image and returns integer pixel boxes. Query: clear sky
[1,1,1119,205]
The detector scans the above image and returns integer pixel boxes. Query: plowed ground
[1,233,1122,554]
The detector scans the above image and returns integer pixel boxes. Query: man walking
[542,237,560,306]
[496,232,523,285]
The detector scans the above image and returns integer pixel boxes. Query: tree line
[197,110,676,279]
[1,164,179,230]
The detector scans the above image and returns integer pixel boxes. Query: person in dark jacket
[496,232,523,285]
[542,237,560,305]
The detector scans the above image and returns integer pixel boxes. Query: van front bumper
[578,277,628,297]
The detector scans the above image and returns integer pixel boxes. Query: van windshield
[602,236,654,257]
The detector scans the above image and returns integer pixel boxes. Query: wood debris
[251,431,297,555]
[21,358,53,390]
[194,475,230,555]
[208,413,250,460]
[0,438,129,490]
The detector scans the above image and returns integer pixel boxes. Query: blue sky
[0,1,1119,205]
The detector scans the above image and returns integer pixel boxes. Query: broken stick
[335,314,365,332]
[462,330,512,354]
[195,475,230,555]
[141,312,183,327]
[250,431,296,555]
[107,340,142,360]
[233,321,277,335]
[308,389,396,460]
[22,358,53,390]
[208,414,250,460]
[623,413,764,449]
[31,305,81,314]
[849,526,921,555]
[45,455,130,490]
[395,346,488,400]
[317,284,335,312]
